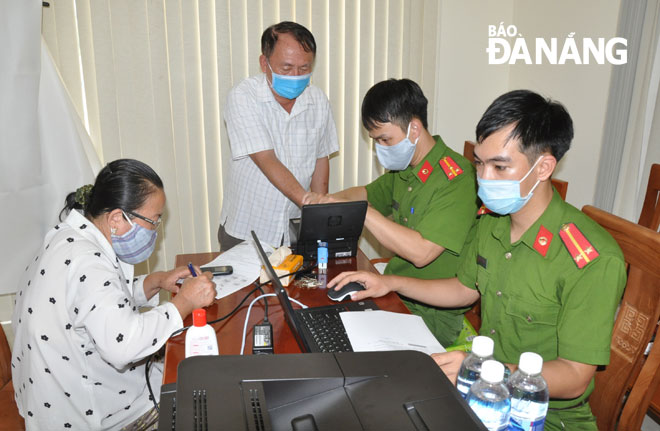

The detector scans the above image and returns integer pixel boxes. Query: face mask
[267,62,311,100]
[375,123,418,171]
[477,156,543,215]
[111,211,158,264]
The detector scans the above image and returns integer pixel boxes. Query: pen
[187,262,198,277]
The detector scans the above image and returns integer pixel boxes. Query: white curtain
[40,0,442,274]
[612,0,660,226]
[0,1,99,296]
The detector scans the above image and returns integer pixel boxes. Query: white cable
[240,294,308,355]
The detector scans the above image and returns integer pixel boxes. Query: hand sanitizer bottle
[185,308,219,357]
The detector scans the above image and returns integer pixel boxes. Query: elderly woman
[12,159,216,430]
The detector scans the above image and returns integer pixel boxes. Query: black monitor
[291,201,368,261]
[159,351,487,430]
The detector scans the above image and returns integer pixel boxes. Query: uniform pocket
[505,296,560,325]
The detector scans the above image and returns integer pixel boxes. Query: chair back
[0,325,11,388]
[582,205,660,431]
[638,163,660,231]
[463,140,569,200]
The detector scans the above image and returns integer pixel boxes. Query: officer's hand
[431,351,468,385]
[327,271,392,301]
[171,272,217,319]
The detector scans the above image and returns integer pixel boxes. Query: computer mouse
[327,281,365,302]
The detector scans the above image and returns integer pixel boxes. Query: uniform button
[490,329,496,335]
[505,252,512,259]
[403,217,408,223]
[496,290,502,297]
[407,186,413,192]
[475,282,479,288]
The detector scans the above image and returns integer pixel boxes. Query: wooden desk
[163,250,409,385]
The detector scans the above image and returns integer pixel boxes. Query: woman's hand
[171,272,217,319]
[159,265,201,294]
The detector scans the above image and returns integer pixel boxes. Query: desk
[162,250,409,385]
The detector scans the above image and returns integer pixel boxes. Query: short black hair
[60,159,164,221]
[475,89,573,163]
[261,21,316,58]
[361,78,429,132]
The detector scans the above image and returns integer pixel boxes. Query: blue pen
[411,207,415,214]
[187,262,198,277]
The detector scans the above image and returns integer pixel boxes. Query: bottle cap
[471,336,494,357]
[518,352,543,375]
[480,360,504,383]
[192,308,207,327]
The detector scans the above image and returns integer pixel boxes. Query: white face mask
[374,123,418,171]
[477,156,543,215]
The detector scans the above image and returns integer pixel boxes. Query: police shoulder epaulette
[477,205,492,216]
[417,160,433,183]
[439,156,463,181]
[559,223,599,268]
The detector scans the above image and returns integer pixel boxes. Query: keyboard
[297,307,354,352]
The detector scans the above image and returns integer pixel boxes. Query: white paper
[202,240,275,299]
[340,310,446,355]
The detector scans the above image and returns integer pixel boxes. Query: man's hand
[302,191,324,205]
[327,271,393,301]
[171,272,217,319]
[431,350,468,384]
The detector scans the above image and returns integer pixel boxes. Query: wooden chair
[637,163,660,417]
[638,163,660,231]
[0,325,25,429]
[463,140,569,200]
[582,205,660,431]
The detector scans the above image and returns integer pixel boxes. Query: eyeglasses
[124,210,162,229]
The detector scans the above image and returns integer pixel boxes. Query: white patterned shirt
[12,210,183,430]
[220,74,339,246]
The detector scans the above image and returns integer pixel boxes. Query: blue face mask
[267,62,311,100]
[111,211,158,264]
[375,123,418,171]
[477,156,543,215]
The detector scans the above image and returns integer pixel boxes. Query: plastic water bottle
[466,360,511,431]
[185,308,219,357]
[507,352,549,431]
[457,335,495,398]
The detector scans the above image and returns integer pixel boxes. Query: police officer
[329,90,626,430]
[304,79,477,347]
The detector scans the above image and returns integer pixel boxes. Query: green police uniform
[457,190,627,430]
[366,136,478,347]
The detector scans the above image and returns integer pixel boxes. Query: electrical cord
[239,294,308,355]
[143,264,313,411]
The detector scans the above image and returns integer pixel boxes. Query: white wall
[434,0,514,153]
[508,0,622,210]
[434,0,622,211]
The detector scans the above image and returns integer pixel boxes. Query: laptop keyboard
[298,307,353,353]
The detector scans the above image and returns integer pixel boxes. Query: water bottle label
[508,417,545,431]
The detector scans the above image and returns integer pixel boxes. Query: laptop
[290,201,368,261]
[251,230,378,353]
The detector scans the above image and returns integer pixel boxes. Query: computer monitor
[159,351,487,430]
[291,201,368,261]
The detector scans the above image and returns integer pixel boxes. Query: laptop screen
[294,201,368,261]
[251,231,312,353]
